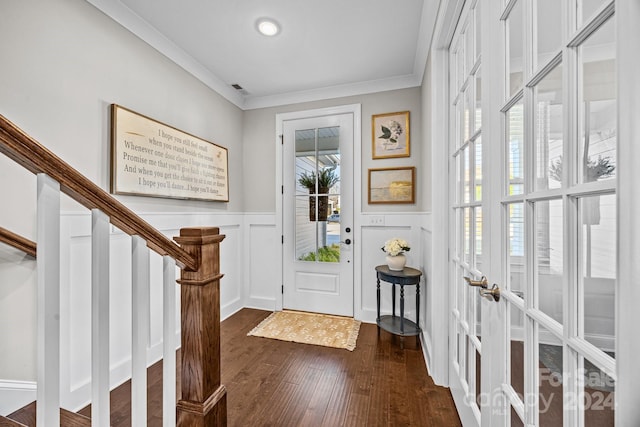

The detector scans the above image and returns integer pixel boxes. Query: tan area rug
[247,310,361,351]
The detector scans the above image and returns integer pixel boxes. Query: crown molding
[86,0,436,111]
[86,0,245,108]
[243,74,422,110]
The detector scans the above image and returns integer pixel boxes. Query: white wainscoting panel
[243,214,278,311]
[359,213,428,324]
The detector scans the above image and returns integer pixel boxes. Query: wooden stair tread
[6,402,91,427]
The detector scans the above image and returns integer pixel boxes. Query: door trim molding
[275,104,362,317]
[617,0,640,424]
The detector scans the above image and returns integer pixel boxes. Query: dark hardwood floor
[219,309,460,427]
[16,308,462,426]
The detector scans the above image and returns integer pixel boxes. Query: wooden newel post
[174,227,227,426]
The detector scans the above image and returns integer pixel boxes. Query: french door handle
[340,239,352,245]
[480,284,501,302]
[464,276,488,288]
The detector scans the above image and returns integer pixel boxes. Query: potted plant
[298,168,339,221]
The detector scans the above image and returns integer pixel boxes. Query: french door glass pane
[580,0,610,24]
[535,63,564,191]
[459,326,467,368]
[458,266,466,314]
[580,194,616,355]
[510,307,525,401]
[507,0,524,97]
[465,337,472,385]
[508,203,525,297]
[581,355,615,426]
[294,127,341,263]
[458,45,466,93]
[474,1,481,61]
[538,324,563,426]
[465,89,472,140]
[511,406,525,427]
[455,207,461,257]
[475,287,482,337]
[464,147,471,203]
[475,71,482,131]
[466,278,475,324]
[507,101,525,195]
[536,199,564,324]
[475,206,483,270]
[475,349,482,408]
[464,207,471,264]
[475,136,483,201]
[456,101,463,150]
[536,0,562,70]
[466,22,474,75]
[455,153,461,204]
[579,17,616,184]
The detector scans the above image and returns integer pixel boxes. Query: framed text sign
[110,104,229,202]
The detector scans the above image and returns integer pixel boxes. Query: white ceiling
[87,0,440,110]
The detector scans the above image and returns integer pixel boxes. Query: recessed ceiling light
[256,18,280,37]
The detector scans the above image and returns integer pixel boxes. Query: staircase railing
[0,227,37,258]
[0,114,227,427]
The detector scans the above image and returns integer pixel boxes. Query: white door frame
[427,0,467,391]
[275,104,362,317]
[616,1,640,424]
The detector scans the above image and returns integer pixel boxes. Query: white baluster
[37,174,61,427]
[131,235,150,425]
[163,255,177,427]
[91,209,110,426]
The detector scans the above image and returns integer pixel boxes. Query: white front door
[448,1,622,426]
[281,113,354,316]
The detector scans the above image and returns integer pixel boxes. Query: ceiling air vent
[231,83,249,96]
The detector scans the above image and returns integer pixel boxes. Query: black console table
[376,265,422,337]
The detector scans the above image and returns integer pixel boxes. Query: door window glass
[536,199,564,324]
[581,354,615,426]
[507,0,524,97]
[535,63,564,191]
[295,127,341,262]
[538,324,564,426]
[507,100,525,195]
[580,194,616,354]
[536,0,563,70]
[579,18,616,184]
[510,307,525,402]
[508,203,525,298]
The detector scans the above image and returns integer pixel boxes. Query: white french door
[449,1,623,426]
[281,112,354,317]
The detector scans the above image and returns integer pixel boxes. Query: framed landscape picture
[371,111,410,159]
[368,167,416,204]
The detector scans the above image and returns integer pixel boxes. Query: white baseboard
[0,380,37,416]
[243,297,277,312]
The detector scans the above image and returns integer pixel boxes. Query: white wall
[242,88,424,212]
[0,0,245,237]
[0,0,243,396]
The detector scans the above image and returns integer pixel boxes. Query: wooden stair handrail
[0,227,37,258]
[0,115,197,271]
